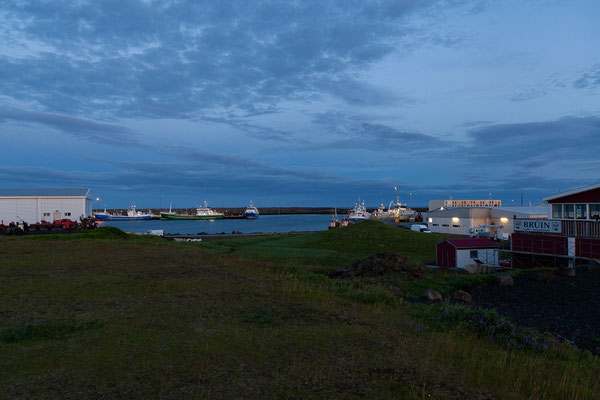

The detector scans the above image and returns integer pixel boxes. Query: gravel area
[468,269,600,354]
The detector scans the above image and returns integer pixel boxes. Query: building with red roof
[436,238,499,269]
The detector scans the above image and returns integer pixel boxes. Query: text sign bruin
[514,219,561,233]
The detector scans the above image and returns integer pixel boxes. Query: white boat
[349,200,371,222]
[244,201,259,219]
[372,188,411,221]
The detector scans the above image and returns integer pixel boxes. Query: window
[575,204,587,220]
[470,250,478,258]
[452,225,460,227]
[432,224,439,226]
[65,212,72,217]
[552,204,563,219]
[591,204,600,220]
[43,212,50,217]
[442,224,449,227]
[563,204,574,219]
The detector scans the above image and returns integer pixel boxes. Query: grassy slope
[197,221,497,298]
[197,220,449,269]
[1,228,599,399]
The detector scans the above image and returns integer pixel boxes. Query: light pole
[95,197,100,213]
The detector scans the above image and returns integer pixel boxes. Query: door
[53,210,61,221]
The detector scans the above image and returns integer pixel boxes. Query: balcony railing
[561,220,600,238]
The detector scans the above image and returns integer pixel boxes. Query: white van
[410,224,431,233]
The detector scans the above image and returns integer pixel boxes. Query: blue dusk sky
[1,0,599,208]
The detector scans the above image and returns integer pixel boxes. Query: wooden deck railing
[561,220,600,238]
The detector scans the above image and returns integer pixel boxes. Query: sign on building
[514,219,561,233]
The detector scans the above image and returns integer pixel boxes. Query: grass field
[1,224,599,399]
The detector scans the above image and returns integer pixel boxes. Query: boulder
[385,285,403,299]
[451,290,472,302]
[496,274,514,287]
[557,267,576,277]
[421,289,442,301]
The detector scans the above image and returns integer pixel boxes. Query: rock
[421,289,442,301]
[557,267,576,277]
[523,270,555,282]
[451,290,472,302]
[496,274,514,287]
[385,285,403,299]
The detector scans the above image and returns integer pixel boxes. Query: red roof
[443,238,498,249]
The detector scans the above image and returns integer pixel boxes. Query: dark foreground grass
[1,230,599,399]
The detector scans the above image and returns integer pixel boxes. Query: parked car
[411,224,431,233]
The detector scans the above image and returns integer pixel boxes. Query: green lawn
[0,226,598,399]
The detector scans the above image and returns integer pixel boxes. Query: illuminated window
[590,204,600,220]
[564,204,574,219]
[552,204,563,219]
[575,204,587,220]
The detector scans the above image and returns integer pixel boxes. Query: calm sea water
[97,214,332,235]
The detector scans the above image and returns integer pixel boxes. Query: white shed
[0,188,93,224]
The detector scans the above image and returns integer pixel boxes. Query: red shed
[437,238,499,269]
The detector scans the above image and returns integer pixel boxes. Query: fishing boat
[244,201,259,219]
[372,187,411,221]
[94,204,152,221]
[349,200,371,222]
[161,202,224,220]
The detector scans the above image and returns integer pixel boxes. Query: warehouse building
[424,206,548,237]
[512,182,600,268]
[0,189,93,225]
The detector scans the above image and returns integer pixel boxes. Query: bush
[425,304,559,351]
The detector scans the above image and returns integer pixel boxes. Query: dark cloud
[464,115,600,177]
[311,111,444,151]
[510,88,547,102]
[0,0,453,120]
[573,65,600,89]
[0,107,141,147]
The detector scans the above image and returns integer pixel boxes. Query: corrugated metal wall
[0,197,89,224]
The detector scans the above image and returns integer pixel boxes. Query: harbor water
[97,214,332,235]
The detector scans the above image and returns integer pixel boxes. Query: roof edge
[542,182,600,202]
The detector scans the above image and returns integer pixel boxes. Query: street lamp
[95,197,100,212]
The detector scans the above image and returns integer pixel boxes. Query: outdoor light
[452,217,459,222]
[428,217,433,223]
[500,217,508,223]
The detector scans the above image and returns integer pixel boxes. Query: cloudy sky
[1,0,598,208]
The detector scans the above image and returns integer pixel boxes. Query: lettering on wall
[514,219,561,233]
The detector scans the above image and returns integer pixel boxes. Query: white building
[428,199,501,211]
[424,206,548,236]
[0,189,93,224]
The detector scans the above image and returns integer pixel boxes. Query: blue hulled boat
[244,201,259,219]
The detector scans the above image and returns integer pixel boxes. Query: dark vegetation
[1,221,598,399]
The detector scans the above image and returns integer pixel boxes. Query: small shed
[436,238,499,269]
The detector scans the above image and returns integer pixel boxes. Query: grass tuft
[27,226,129,241]
[0,319,104,343]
